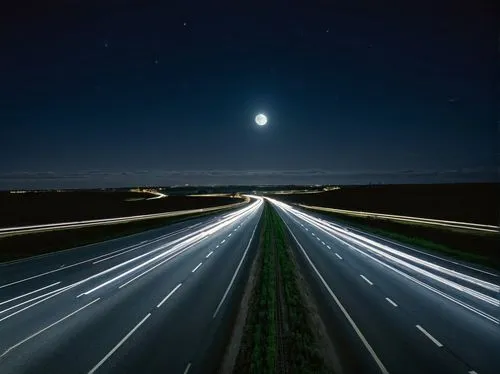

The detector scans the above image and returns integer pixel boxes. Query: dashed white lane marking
[360,275,373,286]
[1,298,100,358]
[183,363,192,374]
[285,225,389,374]
[321,241,326,245]
[416,325,443,347]
[216,245,219,248]
[335,253,343,260]
[327,245,331,249]
[206,251,214,258]
[305,228,309,231]
[221,239,226,244]
[157,283,182,308]
[316,237,321,241]
[213,224,259,318]
[228,233,232,237]
[312,232,316,236]
[385,297,398,307]
[88,313,151,373]
[192,262,203,273]
[0,282,61,307]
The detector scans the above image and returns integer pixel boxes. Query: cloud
[0,166,497,189]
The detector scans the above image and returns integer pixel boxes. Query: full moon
[255,113,268,126]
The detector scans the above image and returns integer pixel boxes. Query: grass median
[234,203,332,374]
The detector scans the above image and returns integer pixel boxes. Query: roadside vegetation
[0,208,234,262]
[311,210,500,270]
[234,203,332,374]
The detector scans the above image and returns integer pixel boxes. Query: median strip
[232,203,333,373]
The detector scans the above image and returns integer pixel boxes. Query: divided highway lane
[0,197,264,374]
[268,198,500,374]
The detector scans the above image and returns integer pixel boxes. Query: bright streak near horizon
[266,197,500,324]
[255,113,268,126]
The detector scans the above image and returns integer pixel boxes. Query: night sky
[1,1,497,188]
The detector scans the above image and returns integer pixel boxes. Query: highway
[0,197,263,374]
[268,198,500,374]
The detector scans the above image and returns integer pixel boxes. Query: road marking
[385,297,398,307]
[1,298,100,358]
[228,233,232,237]
[59,265,65,268]
[305,228,308,231]
[192,262,203,273]
[0,284,74,321]
[157,283,182,308]
[316,237,321,241]
[206,251,214,258]
[216,245,220,248]
[416,325,443,347]
[221,239,226,244]
[284,225,389,374]
[88,313,151,373]
[327,245,331,249]
[335,253,343,260]
[360,275,373,285]
[0,282,61,306]
[183,363,192,374]
[321,241,326,245]
[213,224,258,318]
[468,371,478,374]
[312,232,316,236]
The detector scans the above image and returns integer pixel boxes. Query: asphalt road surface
[269,198,499,374]
[0,198,263,374]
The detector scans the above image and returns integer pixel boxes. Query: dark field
[0,191,241,227]
[275,183,500,225]
[0,209,229,262]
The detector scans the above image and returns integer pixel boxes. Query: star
[326,28,329,33]
[104,41,109,48]
[154,59,159,64]
[183,22,187,27]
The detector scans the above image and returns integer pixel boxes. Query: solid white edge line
[88,313,151,374]
[335,253,343,260]
[213,224,259,319]
[192,263,203,273]
[385,297,398,307]
[183,362,192,374]
[157,283,183,308]
[282,219,389,374]
[206,251,214,258]
[1,298,100,357]
[360,274,374,286]
[0,282,61,306]
[416,324,443,347]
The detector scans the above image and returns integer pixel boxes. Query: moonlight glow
[255,113,268,126]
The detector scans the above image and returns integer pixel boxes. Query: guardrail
[0,197,249,238]
[297,204,500,234]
